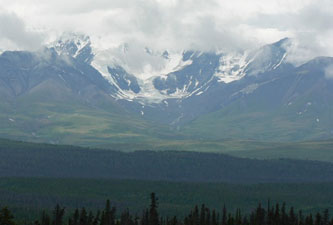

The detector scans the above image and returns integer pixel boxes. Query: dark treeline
[1,193,333,225]
[3,139,333,183]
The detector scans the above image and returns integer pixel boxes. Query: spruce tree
[315,213,322,225]
[102,200,116,225]
[212,210,218,225]
[73,209,80,225]
[200,205,206,225]
[41,211,51,225]
[0,207,15,225]
[323,210,329,225]
[149,193,159,225]
[52,205,65,225]
[222,205,227,225]
[79,208,88,225]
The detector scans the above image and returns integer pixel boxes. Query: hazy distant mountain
[1,33,333,144]
[0,45,174,145]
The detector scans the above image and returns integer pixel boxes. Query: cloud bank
[0,0,332,65]
[0,10,44,50]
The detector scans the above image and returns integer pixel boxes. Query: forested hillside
[1,139,333,183]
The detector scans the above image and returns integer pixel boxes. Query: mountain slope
[99,38,294,126]
[1,34,333,144]
[182,57,333,141]
[0,49,178,146]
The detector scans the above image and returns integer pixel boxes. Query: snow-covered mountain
[2,32,332,142]
[50,33,93,64]
[49,33,291,105]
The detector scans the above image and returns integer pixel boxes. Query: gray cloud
[0,0,332,65]
[0,11,45,50]
[249,0,333,65]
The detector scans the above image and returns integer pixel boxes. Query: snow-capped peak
[245,38,289,76]
[50,32,91,58]
[214,38,290,83]
[214,51,251,83]
[91,45,194,103]
[47,34,292,104]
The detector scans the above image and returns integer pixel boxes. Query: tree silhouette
[0,207,15,225]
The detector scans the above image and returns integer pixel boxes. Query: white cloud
[0,0,332,64]
[248,0,333,64]
[325,65,333,79]
[0,10,45,50]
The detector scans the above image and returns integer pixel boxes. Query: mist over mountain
[1,33,333,145]
[2,2,333,224]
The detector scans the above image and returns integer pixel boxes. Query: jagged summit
[96,38,290,103]
[2,34,333,141]
[50,33,93,63]
[46,34,291,104]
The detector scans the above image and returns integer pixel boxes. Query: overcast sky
[0,0,332,64]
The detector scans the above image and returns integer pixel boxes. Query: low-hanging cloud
[0,0,332,66]
[325,65,333,80]
[0,10,45,51]
[249,0,333,65]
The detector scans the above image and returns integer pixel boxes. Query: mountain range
[1,33,333,146]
